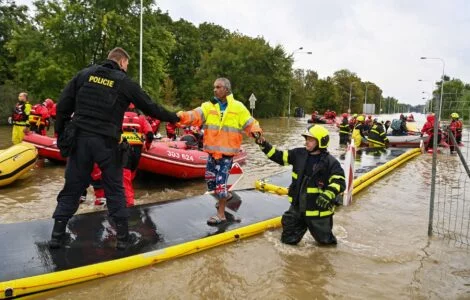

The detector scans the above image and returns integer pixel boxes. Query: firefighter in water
[367,117,389,148]
[338,113,350,145]
[10,92,32,144]
[257,125,345,245]
[449,112,463,153]
[29,100,51,135]
[121,103,154,207]
[352,115,367,148]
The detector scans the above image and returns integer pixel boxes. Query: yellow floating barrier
[255,148,422,197]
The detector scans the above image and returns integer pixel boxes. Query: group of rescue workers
[7,46,464,252]
[9,93,56,144]
[338,113,390,149]
[39,47,344,251]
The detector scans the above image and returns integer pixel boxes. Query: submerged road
[0,113,469,299]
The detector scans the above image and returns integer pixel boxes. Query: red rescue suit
[29,104,50,135]
[121,111,153,207]
[166,122,177,140]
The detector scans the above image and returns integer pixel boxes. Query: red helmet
[128,102,135,110]
[342,113,348,118]
[43,98,54,109]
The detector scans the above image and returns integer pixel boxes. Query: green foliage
[2,0,470,124]
[194,35,291,117]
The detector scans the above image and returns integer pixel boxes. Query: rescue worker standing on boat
[50,47,179,250]
[256,125,345,245]
[177,77,262,225]
[10,92,31,144]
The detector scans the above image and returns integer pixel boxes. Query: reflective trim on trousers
[305,209,334,217]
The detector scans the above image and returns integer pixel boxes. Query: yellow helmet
[301,125,330,149]
[357,115,365,122]
[451,112,459,119]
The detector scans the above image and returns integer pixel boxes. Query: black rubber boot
[115,218,130,250]
[49,219,68,249]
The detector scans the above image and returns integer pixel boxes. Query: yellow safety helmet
[301,125,330,149]
[451,112,459,119]
[353,113,358,118]
[357,115,365,122]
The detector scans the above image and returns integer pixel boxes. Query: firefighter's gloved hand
[7,117,12,125]
[145,132,154,150]
[316,194,333,210]
[146,132,154,143]
[252,132,266,146]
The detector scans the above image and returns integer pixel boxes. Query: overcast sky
[16,0,470,106]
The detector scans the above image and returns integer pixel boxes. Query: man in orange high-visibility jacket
[177,77,262,226]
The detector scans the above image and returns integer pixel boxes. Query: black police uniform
[51,59,179,249]
[260,141,345,245]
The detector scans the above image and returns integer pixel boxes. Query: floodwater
[0,114,469,299]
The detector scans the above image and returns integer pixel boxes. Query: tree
[0,0,29,85]
[311,77,339,113]
[166,19,202,107]
[194,34,291,117]
[6,0,175,101]
[332,69,361,113]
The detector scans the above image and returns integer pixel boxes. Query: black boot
[49,219,68,249]
[115,218,130,250]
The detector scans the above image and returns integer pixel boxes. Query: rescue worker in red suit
[146,116,161,136]
[121,103,154,207]
[29,102,51,135]
[79,163,106,205]
[449,112,463,153]
[166,122,177,140]
[421,114,441,151]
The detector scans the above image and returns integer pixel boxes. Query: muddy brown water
[0,114,469,299]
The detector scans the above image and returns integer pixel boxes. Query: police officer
[256,125,345,245]
[50,47,179,250]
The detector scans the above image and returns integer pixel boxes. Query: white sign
[249,93,257,109]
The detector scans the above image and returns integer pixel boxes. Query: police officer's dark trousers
[281,205,337,245]
[53,131,128,221]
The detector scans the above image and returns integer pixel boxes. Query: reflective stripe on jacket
[178,94,261,159]
[12,102,31,126]
[121,111,153,146]
[367,123,389,147]
[262,142,345,218]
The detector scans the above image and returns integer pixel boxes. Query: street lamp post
[364,83,372,114]
[420,57,445,121]
[348,82,356,114]
[418,79,435,112]
[420,56,445,236]
[288,47,312,117]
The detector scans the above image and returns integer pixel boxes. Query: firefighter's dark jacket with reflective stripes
[367,123,389,146]
[261,142,346,217]
[55,60,179,140]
